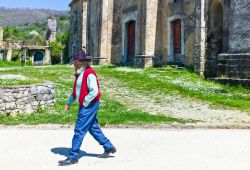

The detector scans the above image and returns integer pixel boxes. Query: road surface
[0,127,249,170]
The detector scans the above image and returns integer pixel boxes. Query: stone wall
[111,0,144,65]
[69,0,85,58]
[69,0,196,67]
[0,83,55,115]
[229,0,250,52]
[163,0,196,66]
[111,0,162,67]
[99,0,114,64]
[87,0,102,58]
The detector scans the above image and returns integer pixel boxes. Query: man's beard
[76,66,84,75]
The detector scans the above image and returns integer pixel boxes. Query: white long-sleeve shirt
[67,69,98,107]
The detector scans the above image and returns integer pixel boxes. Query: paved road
[0,128,249,170]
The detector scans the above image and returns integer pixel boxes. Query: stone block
[36,94,44,101]
[23,91,29,97]
[37,86,49,94]
[23,104,34,114]
[13,92,23,99]
[16,104,24,109]
[30,86,37,95]
[16,97,29,105]
[10,110,19,116]
[3,95,13,102]
[31,101,39,106]
[5,102,16,110]
[40,101,46,105]
[0,103,5,110]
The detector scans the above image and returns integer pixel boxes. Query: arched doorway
[210,0,223,54]
[205,0,224,77]
[126,20,136,64]
[34,51,44,65]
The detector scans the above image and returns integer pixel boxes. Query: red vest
[72,67,101,106]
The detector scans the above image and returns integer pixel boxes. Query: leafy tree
[50,41,65,64]
[3,13,70,64]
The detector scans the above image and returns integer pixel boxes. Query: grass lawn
[0,61,32,67]
[0,63,249,125]
[98,65,250,112]
[0,65,190,125]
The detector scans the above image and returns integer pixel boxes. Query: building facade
[69,0,250,84]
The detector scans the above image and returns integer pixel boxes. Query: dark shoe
[58,158,78,166]
[98,147,117,158]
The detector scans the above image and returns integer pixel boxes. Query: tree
[49,41,65,64]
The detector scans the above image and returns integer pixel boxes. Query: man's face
[74,61,80,69]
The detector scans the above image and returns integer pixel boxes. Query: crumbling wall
[0,83,55,115]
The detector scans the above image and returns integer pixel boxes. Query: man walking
[58,51,116,166]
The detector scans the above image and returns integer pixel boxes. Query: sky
[0,0,72,11]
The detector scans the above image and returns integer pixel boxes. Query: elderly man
[58,51,116,166]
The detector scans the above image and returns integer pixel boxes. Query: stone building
[69,0,250,86]
[0,16,54,65]
[1,40,51,65]
[68,0,198,67]
[191,0,250,87]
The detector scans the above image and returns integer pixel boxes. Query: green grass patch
[0,65,190,125]
[0,78,43,86]
[0,65,249,126]
[95,66,250,112]
[0,61,32,67]
[0,94,190,125]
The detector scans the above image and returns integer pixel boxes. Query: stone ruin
[46,15,57,43]
[0,81,55,115]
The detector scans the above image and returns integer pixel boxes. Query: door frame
[126,20,136,63]
[167,14,185,62]
[122,11,138,64]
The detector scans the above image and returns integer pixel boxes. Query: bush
[11,50,21,61]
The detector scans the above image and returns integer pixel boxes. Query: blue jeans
[68,101,114,159]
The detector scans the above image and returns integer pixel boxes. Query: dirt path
[99,75,250,127]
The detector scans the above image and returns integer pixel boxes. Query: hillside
[0,7,67,26]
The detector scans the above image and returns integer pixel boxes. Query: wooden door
[127,21,135,63]
[173,20,181,60]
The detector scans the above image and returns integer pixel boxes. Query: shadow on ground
[51,147,100,159]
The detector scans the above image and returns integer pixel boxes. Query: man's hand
[65,104,70,111]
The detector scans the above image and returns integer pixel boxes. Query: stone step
[217,72,249,79]
[217,64,250,71]
[218,53,250,60]
[217,53,250,79]
[217,59,250,66]
[210,77,250,89]
[217,65,250,78]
